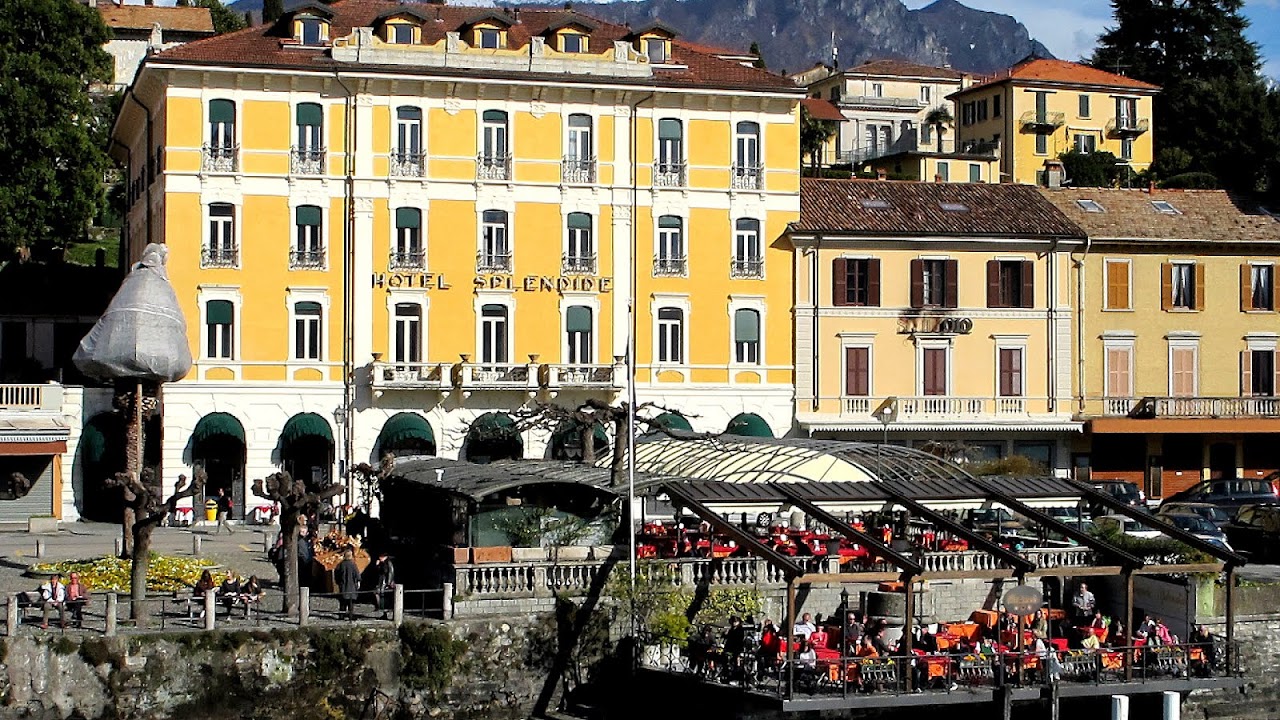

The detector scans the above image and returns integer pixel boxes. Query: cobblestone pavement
[0,520,436,635]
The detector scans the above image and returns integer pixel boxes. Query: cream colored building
[789,179,1085,472]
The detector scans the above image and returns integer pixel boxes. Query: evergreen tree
[262,0,284,25]
[1090,0,1278,193]
[749,41,767,69]
[0,0,113,257]
[195,0,246,35]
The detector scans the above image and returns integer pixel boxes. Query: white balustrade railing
[1098,395,1280,418]
[0,384,58,411]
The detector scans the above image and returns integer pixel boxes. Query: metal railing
[389,250,426,269]
[476,251,512,274]
[1106,117,1149,137]
[653,256,688,277]
[561,253,597,275]
[201,245,239,268]
[542,364,620,389]
[731,162,764,190]
[1019,110,1065,131]
[476,153,512,181]
[289,248,326,269]
[653,161,686,187]
[730,257,764,278]
[1099,395,1280,418]
[390,150,426,177]
[290,146,325,175]
[457,362,532,390]
[202,145,239,172]
[371,362,448,390]
[561,156,596,184]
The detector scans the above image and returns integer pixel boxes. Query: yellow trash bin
[205,498,218,522]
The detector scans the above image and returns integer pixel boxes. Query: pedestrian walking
[372,552,396,619]
[335,549,361,621]
[215,487,234,535]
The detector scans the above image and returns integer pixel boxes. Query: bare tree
[251,471,346,614]
[350,452,395,514]
[103,466,205,623]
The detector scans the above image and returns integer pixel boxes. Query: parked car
[1156,502,1233,529]
[1087,480,1145,515]
[1160,513,1233,551]
[1162,477,1279,513]
[1223,504,1280,563]
[1094,514,1163,540]
[962,508,1024,534]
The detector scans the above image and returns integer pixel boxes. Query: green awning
[296,103,323,126]
[733,309,759,342]
[483,109,507,123]
[659,118,682,139]
[726,412,772,438]
[468,412,515,436]
[206,300,233,325]
[658,215,681,229]
[397,106,421,120]
[280,412,334,447]
[209,99,235,123]
[549,421,608,460]
[566,306,592,332]
[567,212,591,229]
[377,412,435,452]
[296,205,322,226]
[650,412,692,432]
[396,207,420,229]
[193,412,245,445]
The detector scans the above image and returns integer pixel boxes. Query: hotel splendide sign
[372,272,613,293]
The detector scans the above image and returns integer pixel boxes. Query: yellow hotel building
[1042,188,1280,500]
[951,58,1158,185]
[110,2,801,513]
[788,179,1085,472]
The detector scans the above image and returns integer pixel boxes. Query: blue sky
[903,0,1280,81]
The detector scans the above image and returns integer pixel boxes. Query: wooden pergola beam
[773,484,925,575]
[874,483,1038,575]
[662,482,806,579]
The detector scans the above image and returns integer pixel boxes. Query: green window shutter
[734,309,759,342]
[483,110,507,123]
[296,301,322,315]
[567,212,591,229]
[566,306,592,332]
[397,106,422,120]
[659,119,682,139]
[209,99,235,123]
[206,300,234,325]
[396,207,421,229]
[658,215,681,229]
[296,103,323,126]
[296,205,322,226]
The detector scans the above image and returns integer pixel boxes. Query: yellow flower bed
[30,554,219,593]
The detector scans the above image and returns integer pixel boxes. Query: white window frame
[729,295,767,369]
[387,291,427,366]
[651,294,690,367]
[205,202,237,259]
[480,109,509,160]
[393,207,425,269]
[197,286,242,369]
[474,294,513,366]
[1167,334,1201,397]
[914,337,953,396]
[839,333,876,398]
[1102,333,1136,399]
[285,288,329,366]
[992,336,1029,399]
[734,120,761,169]
[479,208,511,270]
[393,105,423,158]
[564,211,594,266]
[1170,261,1196,309]
[920,86,931,104]
[656,117,684,167]
[1103,258,1132,311]
[207,98,237,150]
[295,103,323,152]
[566,113,593,161]
[561,295,599,366]
[477,27,501,50]
[1249,263,1275,311]
[655,215,686,275]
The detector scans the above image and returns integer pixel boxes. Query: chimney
[1042,159,1064,189]
[1147,181,1155,194]
[934,173,943,183]
[876,168,887,181]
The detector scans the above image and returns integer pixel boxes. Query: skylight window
[1076,199,1104,213]
[939,202,969,212]
[1151,200,1180,215]
[859,198,891,209]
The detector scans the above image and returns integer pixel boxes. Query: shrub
[1160,172,1219,189]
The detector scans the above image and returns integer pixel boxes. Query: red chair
[810,631,840,660]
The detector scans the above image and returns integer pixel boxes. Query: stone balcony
[1097,395,1280,419]
[371,360,624,395]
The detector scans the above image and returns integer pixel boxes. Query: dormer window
[644,37,667,63]
[294,15,329,46]
[562,33,586,53]
[627,22,678,64]
[477,27,501,49]
[389,22,414,45]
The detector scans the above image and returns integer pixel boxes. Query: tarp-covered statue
[74,243,192,382]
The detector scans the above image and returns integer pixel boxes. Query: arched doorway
[192,412,246,519]
[463,412,522,464]
[79,412,125,523]
[725,412,773,438]
[548,420,609,461]
[376,412,436,458]
[279,413,334,490]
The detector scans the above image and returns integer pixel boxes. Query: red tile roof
[962,58,1159,94]
[844,59,966,81]
[98,4,214,33]
[796,178,1085,239]
[1038,188,1280,244]
[801,98,845,121]
[149,2,797,93]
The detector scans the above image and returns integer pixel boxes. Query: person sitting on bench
[38,574,67,629]
[65,572,89,628]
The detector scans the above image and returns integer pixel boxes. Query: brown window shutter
[923,348,946,395]
[1160,263,1173,311]
[944,259,959,308]
[1194,263,1206,310]
[1020,260,1035,308]
[1241,351,1253,397]
[832,258,848,307]
[845,346,869,396]
[867,259,881,307]
[986,260,1001,308]
[1241,264,1253,311]
[1107,261,1130,310]
[909,259,924,308]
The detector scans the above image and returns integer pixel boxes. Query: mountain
[226,0,1053,75]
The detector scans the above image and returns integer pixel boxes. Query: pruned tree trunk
[611,407,629,489]
[252,471,345,615]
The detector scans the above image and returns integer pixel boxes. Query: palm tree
[925,106,954,153]
[800,106,838,171]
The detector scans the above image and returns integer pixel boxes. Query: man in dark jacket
[335,549,361,621]
[372,552,396,620]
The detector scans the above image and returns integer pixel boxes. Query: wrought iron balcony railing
[289,248,326,269]
[653,256,688,277]
[390,150,426,177]
[730,257,764,278]
[731,162,764,190]
[653,161,686,187]
[562,253,597,275]
[290,146,326,175]
[389,250,426,270]
[201,245,239,268]
[561,156,596,184]
[202,145,239,172]
[476,153,512,181]
[476,251,512,274]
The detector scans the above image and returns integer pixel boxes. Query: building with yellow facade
[109,2,801,515]
[1042,188,1280,500]
[951,58,1158,185]
[788,179,1084,472]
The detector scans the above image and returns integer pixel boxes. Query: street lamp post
[871,398,899,481]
